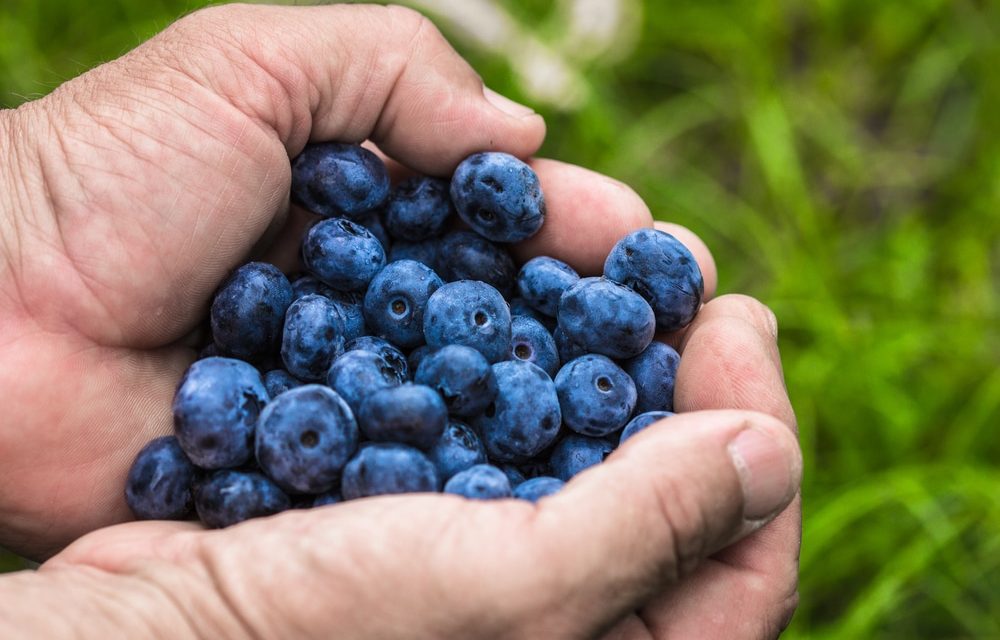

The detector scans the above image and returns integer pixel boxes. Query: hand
[13,292,799,640]
[0,4,801,637]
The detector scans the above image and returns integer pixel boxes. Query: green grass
[2,0,998,637]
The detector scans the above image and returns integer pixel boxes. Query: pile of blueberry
[125,144,704,528]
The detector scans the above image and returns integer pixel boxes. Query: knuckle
[647,471,713,581]
[712,294,779,339]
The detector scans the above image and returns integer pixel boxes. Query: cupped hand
[0,4,801,637]
[36,290,799,639]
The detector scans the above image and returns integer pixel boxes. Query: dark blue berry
[508,297,555,331]
[549,434,614,481]
[326,349,406,416]
[263,369,304,398]
[623,341,680,413]
[604,229,704,332]
[555,354,637,437]
[472,360,561,463]
[438,230,516,297]
[341,443,440,499]
[302,218,386,292]
[509,315,559,377]
[195,470,290,528]
[619,411,675,445]
[554,324,588,363]
[125,436,197,520]
[384,176,453,241]
[290,143,390,219]
[558,277,655,359]
[516,256,579,317]
[407,344,437,377]
[358,384,447,450]
[312,492,342,508]
[424,281,512,364]
[345,335,409,381]
[173,357,268,469]
[450,152,545,242]
[363,259,443,349]
[513,476,564,502]
[388,239,442,275]
[281,294,346,381]
[355,208,391,250]
[444,464,512,500]
[415,344,497,417]
[210,262,292,362]
[500,464,527,488]
[255,385,359,494]
[428,420,487,480]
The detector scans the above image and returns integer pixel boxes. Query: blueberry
[302,218,386,292]
[415,344,497,418]
[291,274,336,300]
[194,470,291,528]
[509,315,559,377]
[558,277,655,359]
[358,384,447,450]
[604,229,704,332]
[518,458,553,480]
[363,259,443,349]
[619,411,675,445]
[263,369,304,398]
[450,152,545,242]
[125,436,197,520]
[255,385,359,494]
[444,464,512,500]
[341,443,440,499]
[516,256,579,317]
[290,143,390,219]
[438,230,516,297]
[388,238,442,275]
[623,341,680,413]
[424,281,512,364]
[472,360,561,463]
[312,492,342,508]
[173,357,268,469]
[500,464,527,488]
[553,325,588,363]
[428,420,487,480]
[326,349,406,416]
[555,354,637,437]
[281,294,346,381]
[384,176,454,241]
[355,208,391,250]
[290,276,367,341]
[407,344,438,377]
[345,335,409,381]
[549,434,614,481]
[210,262,292,362]
[513,476,564,502]
[508,297,555,331]
[199,342,220,359]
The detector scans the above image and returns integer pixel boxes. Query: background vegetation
[2,1,998,637]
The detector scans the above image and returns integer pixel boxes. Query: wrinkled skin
[0,5,801,638]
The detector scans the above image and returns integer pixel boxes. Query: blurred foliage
[1,0,998,637]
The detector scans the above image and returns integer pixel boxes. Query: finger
[675,294,791,427]
[167,4,545,172]
[638,294,800,637]
[525,409,801,633]
[511,159,654,274]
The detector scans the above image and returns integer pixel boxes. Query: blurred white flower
[403,0,641,111]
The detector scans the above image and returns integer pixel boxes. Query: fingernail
[728,427,797,520]
[484,87,536,118]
